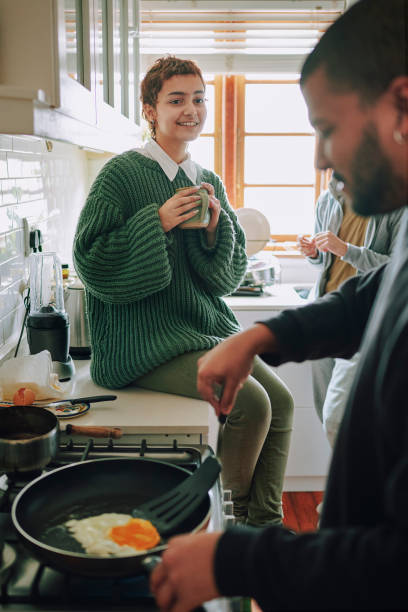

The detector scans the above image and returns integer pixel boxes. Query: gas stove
[0,430,238,612]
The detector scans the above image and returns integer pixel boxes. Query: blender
[26,252,75,380]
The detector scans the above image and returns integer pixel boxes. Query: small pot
[244,255,281,286]
[0,405,59,473]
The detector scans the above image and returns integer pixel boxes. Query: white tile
[0,179,17,204]
[12,135,45,154]
[0,152,7,179]
[1,305,25,346]
[0,253,25,288]
[15,177,45,202]
[0,284,20,318]
[0,135,12,152]
[7,152,42,179]
[14,199,48,224]
[0,205,15,233]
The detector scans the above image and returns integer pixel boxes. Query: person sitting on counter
[73,56,294,530]
[149,1,408,610]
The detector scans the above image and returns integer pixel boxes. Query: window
[241,77,318,242]
[139,0,344,250]
[188,75,325,246]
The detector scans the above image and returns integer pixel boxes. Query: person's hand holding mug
[159,187,202,233]
[200,182,221,238]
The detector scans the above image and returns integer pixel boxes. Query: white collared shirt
[134,139,197,184]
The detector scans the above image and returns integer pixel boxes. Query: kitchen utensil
[0,395,118,420]
[231,284,264,297]
[38,395,117,418]
[12,457,212,577]
[26,252,75,380]
[0,405,123,472]
[0,405,59,472]
[132,455,220,537]
[37,395,117,408]
[213,383,227,425]
[64,280,91,358]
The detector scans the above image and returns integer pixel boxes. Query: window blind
[136,0,347,74]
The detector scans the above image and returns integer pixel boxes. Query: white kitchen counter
[62,359,214,444]
[224,282,313,311]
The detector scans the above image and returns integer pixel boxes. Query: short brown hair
[141,56,205,138]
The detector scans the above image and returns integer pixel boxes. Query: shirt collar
[136,139,197,184]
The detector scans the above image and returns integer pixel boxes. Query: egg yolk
[108,518,160,550]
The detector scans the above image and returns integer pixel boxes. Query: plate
[0,401,90,419]
[236,208,271,256]
[45,402,91,419]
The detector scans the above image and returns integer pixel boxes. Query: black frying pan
[11,457,211,578]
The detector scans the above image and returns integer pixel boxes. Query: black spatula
[132,456,221,538]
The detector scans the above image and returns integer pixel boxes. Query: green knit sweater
[73,151,248,388]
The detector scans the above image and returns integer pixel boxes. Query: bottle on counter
[61,264,70,280]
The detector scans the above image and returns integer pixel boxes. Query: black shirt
[215,207,408,610]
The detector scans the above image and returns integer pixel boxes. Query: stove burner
[0,543,17,577]
[0,436,230,610]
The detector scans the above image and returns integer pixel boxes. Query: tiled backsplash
[0,134,90,358]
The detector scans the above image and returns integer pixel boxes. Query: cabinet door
[58,0,97,124]
[95,0,141,142]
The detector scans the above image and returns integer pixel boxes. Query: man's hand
[313,231,348,257]
[197,324,277,419]
[150,532,222,612]
[297,234,318,258]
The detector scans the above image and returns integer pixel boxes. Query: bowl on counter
[244,254,281,286]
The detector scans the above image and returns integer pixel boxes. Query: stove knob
[224,514,235,527]
[223,489,232,502]
[223,501,234,515]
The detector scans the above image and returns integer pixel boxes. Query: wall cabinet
[0,0,142,153]
[226,292,331,491]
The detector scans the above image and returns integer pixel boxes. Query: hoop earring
[393,129,406,145]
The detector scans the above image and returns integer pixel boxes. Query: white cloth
[134,139,198,184]
[311,353,360,447]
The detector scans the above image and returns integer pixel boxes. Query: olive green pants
[136,351,294,526]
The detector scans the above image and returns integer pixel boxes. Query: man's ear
[390,76,408,138]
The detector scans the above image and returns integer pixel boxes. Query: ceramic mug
[176,186,211,229]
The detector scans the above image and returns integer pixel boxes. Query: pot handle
[142,556,206,612]
[65,424,122,438]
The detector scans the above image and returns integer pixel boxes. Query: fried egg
[65,513,161,557]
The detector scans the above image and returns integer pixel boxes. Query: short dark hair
[300,0,407,104]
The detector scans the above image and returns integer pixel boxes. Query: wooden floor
[282,490,323,533]
[251,491,323,612]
